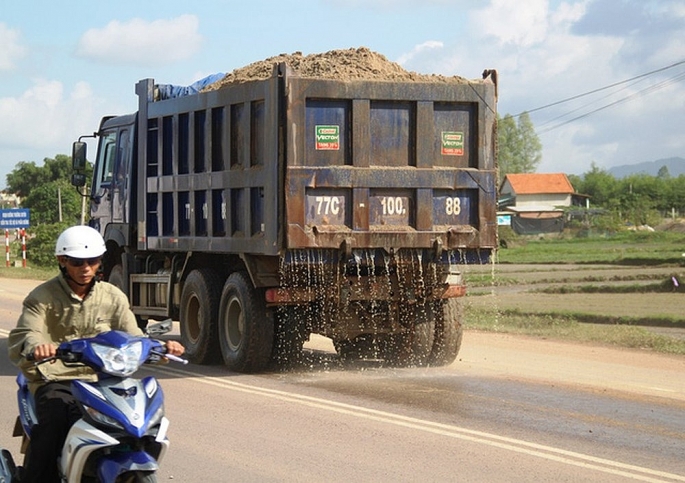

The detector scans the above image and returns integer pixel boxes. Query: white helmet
[55,225,106,259]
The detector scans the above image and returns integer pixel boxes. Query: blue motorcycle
[1,329,185,482]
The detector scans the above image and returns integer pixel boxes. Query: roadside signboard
[0,209,30,229]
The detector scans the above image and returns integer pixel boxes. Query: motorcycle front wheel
[115,471,157,483]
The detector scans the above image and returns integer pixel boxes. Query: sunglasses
[65,256,102,267]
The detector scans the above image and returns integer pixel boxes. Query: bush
[497,226,519,248]
[27,222,70,268]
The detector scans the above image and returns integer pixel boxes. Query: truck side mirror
[71,173,87,187]
[72,142,87,171]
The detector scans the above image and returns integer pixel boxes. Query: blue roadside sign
[0,209,30,229]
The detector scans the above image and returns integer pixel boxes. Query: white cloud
[0,79,105,168]
[471,0,549,47]
[0,23,27,71]
[650,1,685,19]
[396,41,444,66]
[75,15,202,67]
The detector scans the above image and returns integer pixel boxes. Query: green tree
[22,179,82,225]
[573,163,619,209]
[5,154,90,199]
[5,161,46,198]
[657,165,670,179]
[497,112,542,179]
[573,165,685,225]
[666,175,685,215]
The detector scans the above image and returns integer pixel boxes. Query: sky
[1,0,684,189]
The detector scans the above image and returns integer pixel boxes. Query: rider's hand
[32,343,57,362]
[165,340,185,357]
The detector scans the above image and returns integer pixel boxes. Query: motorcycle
[0,325,186,482]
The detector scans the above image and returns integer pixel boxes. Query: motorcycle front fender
[97,451,159,483]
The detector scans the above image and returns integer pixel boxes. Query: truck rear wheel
[427,299,463,366]
[180,269,223,364]
[271,306,309,367]
[383,303,435,367]
[218,272,274,372]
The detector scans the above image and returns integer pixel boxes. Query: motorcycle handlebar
[25,338,187,366]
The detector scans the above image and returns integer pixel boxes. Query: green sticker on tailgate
[441,131,464,156]
[315,125,340,150]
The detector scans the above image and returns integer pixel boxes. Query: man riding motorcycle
[7,225,184,482]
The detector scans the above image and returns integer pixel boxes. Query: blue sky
[1,0,684,189]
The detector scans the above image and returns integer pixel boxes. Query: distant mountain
[608,157,685,178]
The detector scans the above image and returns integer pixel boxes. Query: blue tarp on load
[156,73,226,99]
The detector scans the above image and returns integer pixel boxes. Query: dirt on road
[306,330,685,406]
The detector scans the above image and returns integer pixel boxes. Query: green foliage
[496,230,685,265]
[572,163,685,223]
[4,153,90,229]
[5,154,92,200]
[22,179,83,225]
[27,222,70,268]
[6,155,72,197]
[497,112,542,179]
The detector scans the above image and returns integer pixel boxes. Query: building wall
[515,193,572,208]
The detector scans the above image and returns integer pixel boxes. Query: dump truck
[71,55,498,372]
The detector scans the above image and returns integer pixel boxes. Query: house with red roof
[498,173,579,234]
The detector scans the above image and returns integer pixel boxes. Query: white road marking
[153,364,685,483]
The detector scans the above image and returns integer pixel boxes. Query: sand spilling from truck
[204,46,473,90]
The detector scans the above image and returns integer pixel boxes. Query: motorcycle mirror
[146,319,172,337]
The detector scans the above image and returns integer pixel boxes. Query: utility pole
[81,183,87,225]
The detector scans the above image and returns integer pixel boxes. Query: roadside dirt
[455,331,685,404]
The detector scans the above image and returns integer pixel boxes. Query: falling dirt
[204,46,474,90]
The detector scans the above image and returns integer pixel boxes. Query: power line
[537,70,685,134]
[514,58,685,118]
[536,75,647,128]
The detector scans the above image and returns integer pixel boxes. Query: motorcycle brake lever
[151,350,188,365]
[164,353,189,365]
[31,356,58,366]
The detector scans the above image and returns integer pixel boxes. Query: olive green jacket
[8,275,144,393]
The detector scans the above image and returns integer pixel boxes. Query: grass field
[464,230,685,355]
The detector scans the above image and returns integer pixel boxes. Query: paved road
[0,278,683,482]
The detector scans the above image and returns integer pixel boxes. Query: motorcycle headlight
[83,405,124,430]
[92,341,144,376]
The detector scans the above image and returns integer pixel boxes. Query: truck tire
[180,269,223,364]
[383,303,435,367]
[218,272,274,372]
[108,264,149,331]
[271,306,308,367]
[427,299,463,366]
